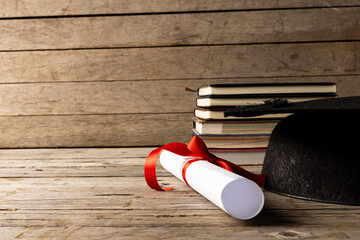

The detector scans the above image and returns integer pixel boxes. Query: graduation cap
[225,96,360,205]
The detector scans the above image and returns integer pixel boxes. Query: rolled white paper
[159,150,264,220]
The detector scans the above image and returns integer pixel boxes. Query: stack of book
[192,82,337,164]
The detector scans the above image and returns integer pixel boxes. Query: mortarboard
[224,96,360,205]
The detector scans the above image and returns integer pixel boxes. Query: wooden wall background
[0,0,359,148]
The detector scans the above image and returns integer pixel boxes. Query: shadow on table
[243,203,299,226]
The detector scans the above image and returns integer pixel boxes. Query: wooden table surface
[0,147,359,239]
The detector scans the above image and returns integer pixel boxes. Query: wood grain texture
[0,42,359,83]
[0,1,358,238]
[0,148,261,177]
[0,2,359,148]
[0,148,358,239]
[0,226,359,240]
[0,75,357,148]
[0,113,193,148]
[1,8,360,50]
[0,0,359,17]
[0,76,357,116]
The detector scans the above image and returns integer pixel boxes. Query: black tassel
[224,98,293,117]
[263,98,292,107]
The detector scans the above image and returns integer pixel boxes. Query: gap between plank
[0,5,359,20]
[0,40,359,53]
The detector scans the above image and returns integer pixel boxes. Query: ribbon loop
[144,136,266,191]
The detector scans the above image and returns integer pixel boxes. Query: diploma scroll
[160,150,264,220]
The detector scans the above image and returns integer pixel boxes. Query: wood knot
[279,231,300,238]
[271,230,302,239]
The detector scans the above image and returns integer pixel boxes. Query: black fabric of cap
[224,96,360,205]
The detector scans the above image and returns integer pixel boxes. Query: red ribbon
[144,136,266,191]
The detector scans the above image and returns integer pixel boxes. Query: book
[193,129,270,149]
[193,82,337,153]
[196,95,335,108]
[194,107,290,120]
[209,148,266,165]
[193,117,279,135]
[197,82,337,97]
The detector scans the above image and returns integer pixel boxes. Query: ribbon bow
[144,136,266,191]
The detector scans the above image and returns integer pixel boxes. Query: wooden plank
[0,173,358,238]
[0,75,357,148]
[0,113,193,148]
[1,8,360,50]
[0,226,359,240]
[0,147,153,160]
[0,74,357,147]
[0,208,359,227]
[0,176,358,211]
[0,151,353,212]
[0,149,359,239]
[0,76,357,116]
[0,42,359,83]
[0,0,359,18]
[0,148,260,177]
[0,178,358,212]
